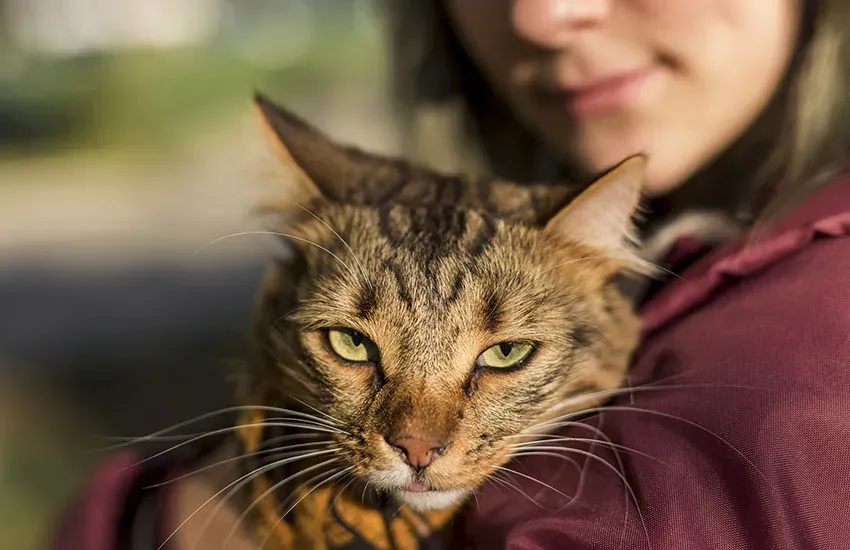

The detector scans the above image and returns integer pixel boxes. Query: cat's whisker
[519,416,617,452]
[97,432,324,453]
[187,231,359,283]
[490,465,573,503]
[508,450,584,494]
[99,433,227,444]
[541,255,612,275]
[581,413,632,544]
[508,439,665,465]
[591,413,634,548]
[360,478,372,507]
[530,404,769,484]
[510,446,651,549]
[620,256,682,281]
[511,417,652,457]
[192,455,344,550]
[637,366,769,390]
[95,405,344,452]
[259,415,349,434]
[624,373,636,405]
[124,421,343,472]
[289,201,374,293]
[162,450,341,550]
[326,472,360,515]
[512,446,585,505]
[222,458,351,550]
[259,406,348,429]
[558,414,632,533]
[271,302,341,332]
[517,414,635,533]
[505,451,590,508]
[255,465,356,550]
[520,381,764,436]
[144,440,336,489]
[271,305,308,330]
[654,263,683,280]
[289,395,349,431]
[470,487,481,511]
[254,432,329,450]
[487,472,546,509]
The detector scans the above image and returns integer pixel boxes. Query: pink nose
[390,437,447,470]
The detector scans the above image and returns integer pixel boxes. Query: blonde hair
[385,0,850,224]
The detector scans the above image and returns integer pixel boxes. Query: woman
[388,0,850,548]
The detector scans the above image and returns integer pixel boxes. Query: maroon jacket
[53,174,850,549]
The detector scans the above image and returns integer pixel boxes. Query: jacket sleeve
[460,236,850,550]
[49,451,142,550]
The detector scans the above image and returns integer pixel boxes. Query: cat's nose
[390,436,447,471]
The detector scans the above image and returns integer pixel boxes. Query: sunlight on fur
[229,93,650,548]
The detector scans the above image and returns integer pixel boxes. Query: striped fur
[241,95,645,547]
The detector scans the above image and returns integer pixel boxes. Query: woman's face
[447,0,800,193]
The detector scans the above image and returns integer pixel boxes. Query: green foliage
[1,13,383,160]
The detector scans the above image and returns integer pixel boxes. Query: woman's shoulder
[629,173,850,432]
[641,173,850,339]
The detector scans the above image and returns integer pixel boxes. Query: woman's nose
[511,0,611,49]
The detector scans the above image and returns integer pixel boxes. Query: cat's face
[248,95,647,511]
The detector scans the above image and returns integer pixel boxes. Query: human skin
[446,0,800,194]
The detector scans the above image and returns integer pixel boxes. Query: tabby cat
[234,93,651,550]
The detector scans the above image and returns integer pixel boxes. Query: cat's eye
[476,342,534,369]
[326,328,379,363]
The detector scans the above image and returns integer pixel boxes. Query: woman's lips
[561,66,658,117]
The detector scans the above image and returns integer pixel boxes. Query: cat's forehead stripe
[481,291,503,334]
[354,282,378,321]
[383,259,414,310]
[466,214,497,258]
[373,204,498,260]
[446,271,465,304]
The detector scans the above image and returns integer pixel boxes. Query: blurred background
[0,1,442,547]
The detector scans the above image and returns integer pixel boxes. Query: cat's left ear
[253,92,372,204]
[545,155,652,273]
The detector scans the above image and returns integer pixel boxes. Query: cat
[233,93,651,550]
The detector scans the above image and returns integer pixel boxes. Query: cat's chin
[393,488,469,511]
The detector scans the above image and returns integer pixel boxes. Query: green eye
[326,328,379,363]
[476,342,534,369]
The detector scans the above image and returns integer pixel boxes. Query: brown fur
[238,93,648,549]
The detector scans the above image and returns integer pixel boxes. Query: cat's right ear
[544,155,654,274]
[253,92,376,207]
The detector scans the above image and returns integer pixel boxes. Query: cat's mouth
[404,479,432,493]
[364,457,473,510]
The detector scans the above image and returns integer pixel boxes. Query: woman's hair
[385,0,850,224]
